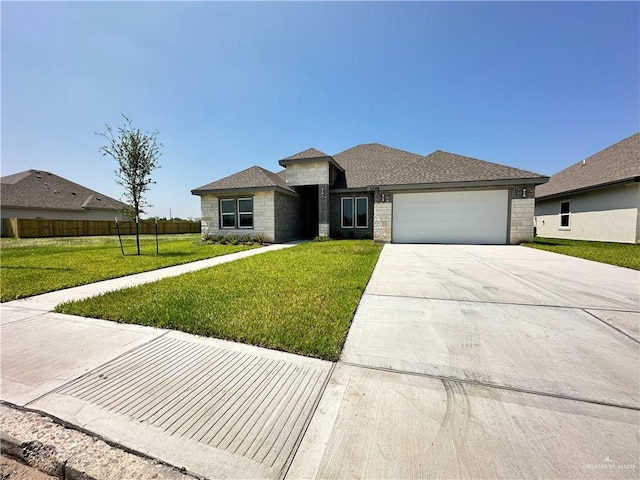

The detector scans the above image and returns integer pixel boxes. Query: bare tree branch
[97,115,162,255]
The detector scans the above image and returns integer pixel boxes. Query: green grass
[55,240,383,361]
[0,234,254,301]
[523,237,640,270]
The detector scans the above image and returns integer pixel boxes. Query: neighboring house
[192,143,548,245]
[0,169,128,221]
[535,133,640,244]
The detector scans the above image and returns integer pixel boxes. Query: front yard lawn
[0,234,254,301]
[524,237,640,270]
[55,240,382,361]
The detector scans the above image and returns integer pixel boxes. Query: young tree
[98,115,161,255]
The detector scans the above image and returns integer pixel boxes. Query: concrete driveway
[288,244,640,479]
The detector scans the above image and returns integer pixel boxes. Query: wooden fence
[1,218,201,238]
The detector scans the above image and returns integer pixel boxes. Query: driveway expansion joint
[23,330,171,409]
[582,309,640,344]
[338,361,640,411]
[365,291,640,313]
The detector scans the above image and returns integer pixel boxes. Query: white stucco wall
[200,191,276,242]
[284,162,329,186]
[0,207,126,221]
[535,183,640,244]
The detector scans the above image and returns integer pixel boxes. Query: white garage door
[393,190,509,244]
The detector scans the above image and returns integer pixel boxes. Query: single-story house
[192,143,548,244]
[535,132,640,244]
[0,169,128,221]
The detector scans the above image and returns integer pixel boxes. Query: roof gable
[192,165,294,194]
[374,150,547,187]
[0,169,127,212]
[281,147,332,161]
[536,132,640,199]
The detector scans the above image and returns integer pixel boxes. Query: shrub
[240,233,252,244]
[254,233,265,245]
[313,235,331,242]
[228,234,239,245]
[201,232,213,243]
[216,234,226,244]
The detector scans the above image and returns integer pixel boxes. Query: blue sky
[2,1,638,219]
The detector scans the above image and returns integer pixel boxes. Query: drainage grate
[57,335,329,473]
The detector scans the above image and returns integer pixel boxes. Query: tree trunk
[136,215,140,255]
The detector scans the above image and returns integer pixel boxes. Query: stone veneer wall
[373,190,392,243]
[318,184,329,237]
[509,198,535,243]
[200,191,276,242]
[285,162,329,186]
[274,191,300,242]
[509,185,536,243]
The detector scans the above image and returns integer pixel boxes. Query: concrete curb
[0,404,197,480]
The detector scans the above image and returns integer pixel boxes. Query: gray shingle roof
[282,148,332,161]
[332,143,423,189]
[0,169,127,212]
[194,143,549,194]
[374,150,547,187]
[191,166,294,194]
[536,132,640,199]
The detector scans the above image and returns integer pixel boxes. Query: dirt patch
[0,454,56,480]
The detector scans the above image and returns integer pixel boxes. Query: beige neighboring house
[0,169,128,221]
[193,143,548,245]
[535,132,640,244]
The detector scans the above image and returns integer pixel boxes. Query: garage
[392,190,509,244]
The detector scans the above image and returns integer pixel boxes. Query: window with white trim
[220,197,253,229]
[560,201,570,229]
[341,196,368,228]
[341,197,354,228]
[355,197,368,228]
[238,198,253,228]
[220,199,236,228]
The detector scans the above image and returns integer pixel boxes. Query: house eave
[536,176,640,201]
[0,204,123,213]
[329,187,370,194]
[191,186,298,197]
[372,177,549,192]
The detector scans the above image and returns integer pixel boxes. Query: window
[560,201,570,229]
[238,198,253,228]
[341,197,354,228]
[355,197,368,228]
[220,197,253,229]
[341,196,368,228]
[220,199,236,228]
